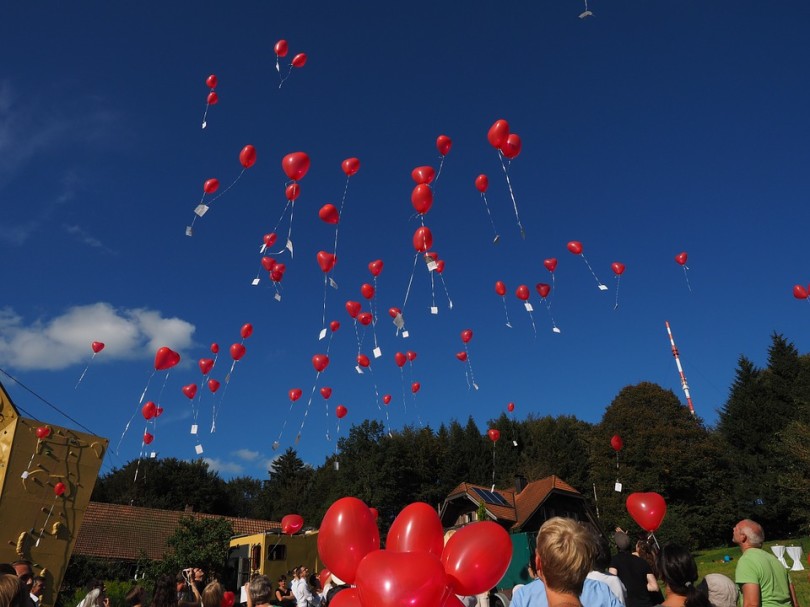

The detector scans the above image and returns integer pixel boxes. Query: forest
[91,333,810,550]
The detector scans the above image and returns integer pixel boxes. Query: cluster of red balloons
[260,233,288,282]
[317,498,512,607]
[274,40,307,70]
[487,119,522,159]
[141,401,164,420]
[205,74,219,107]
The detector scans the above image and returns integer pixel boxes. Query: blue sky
[2,1,809,479]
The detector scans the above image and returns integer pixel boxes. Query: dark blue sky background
[2,1,809,478]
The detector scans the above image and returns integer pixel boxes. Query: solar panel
[472,487,510,506]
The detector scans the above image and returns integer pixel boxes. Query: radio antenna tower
[665,321,696,416]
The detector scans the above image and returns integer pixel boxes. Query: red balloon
[382,394,391,405]
[487,119,510,149]
[436,259,445,273]
[272,262,287,275]
[495,280,506,296]
[413,226,433,252]
[611,434,624,451]
[319,569,332,592]
[456,351,468,362]
[411,382,421,393]
[386,502,445,557]
[394,352,407,368]
[442,521,513,595]
[240,323,253,339]
[330,588,361,607]
[281,513,304,535]
[411,166,436,185]
[211,343,219,354]
[208,379,220,393]
[312,354,330,372]
[411,184,434,214]
[330,320,340,332]
[368,259,384,277]
[239,145,257,169]
[335,404,348,419]
[206,74,218,88]
[626,492,667,532]
[356,550,447,607]
[425,251,439,261]
[292,53,307,68]
[675,252,688,265]
[203,178,220,194]
[360,283,375,299]
[612,262,626,276]
[141,402,157,420]
[793,285,809,300]
[567,241,583,255]
[143,432,154,445]
[487,428,500,442]
[536,283,550,298]
[500,133,522,159]
[282,152,311,181]
[155,406,164,417]
[320,387,332,400]
[437,135,452,156]
[319,204,339,224]
[54,481,66,497]
[207,92,219,105]
[230,343,246,361]
[91,341,105,353]
[286,182,301,201]
[357,354,370,368]
[317,497,380,584]
[357,312,373,326]
[35,426,51,439]
[221,592,235,607]
[270,270,283,282]
[342,157,360,177]
[515,285,529,301]
[345,301,361,318]
[154,346,181,371]
[388,307,401,318]
[261,257,276,272]
[263,232,278,248]
[289,388,303,401]
[274,40,288,57]
[406,351,417,362]
[460,329,473,343]
[544,258,558,273]
[507,402,515,412]
[182,383,197,400]
[317,251,337,273]
[475,174,489,193]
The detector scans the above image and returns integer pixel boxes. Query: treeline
[92,333,810,550]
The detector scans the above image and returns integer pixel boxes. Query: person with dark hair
[610,532,658,607]
[29,577,45,606]
[274,576,294,607]
[587,533,626,604]
[152,575,179,607]
[125,586,145,607]
[656,544,710,607]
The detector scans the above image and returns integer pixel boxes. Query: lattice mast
[665,321,696,416]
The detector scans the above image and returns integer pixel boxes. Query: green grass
[694,538,809,605]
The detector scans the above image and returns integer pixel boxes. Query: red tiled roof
[74,502,280,561]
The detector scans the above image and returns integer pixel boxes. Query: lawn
[694,538,809,605]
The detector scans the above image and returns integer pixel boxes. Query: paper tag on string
[355,366,364,374]
[201,121,207,129]
[373,347,382,358]
[333,461,339,471]
[194,204,209,217]
[430,306,439,315]
[512,440,518,447]
[524,302,534,312]
[473,383,479,390]
[329,277,338,289]
[251,278,260,286]
[598,284,609,291]
[195,444,204,455]
[274,293,282,302]
[259,244,266,253]
[393,314,405,330]
[402,330,409,338]
[286,240,294,255]
[20,471,29,479]
[448,300,454,309]
[272,441,280,450]
[318,328,327,340]
[614,482,623,492]
[427,260,438,272]
[552,327,561,334]
[150,452,157,459]
[185,226,193,237]
[191,424,198,435]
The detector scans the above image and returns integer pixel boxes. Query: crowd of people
[0,518,801,607]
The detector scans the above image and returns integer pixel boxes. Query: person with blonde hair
[511,517,622,607]
[0,574,28,607]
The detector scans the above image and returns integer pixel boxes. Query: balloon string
[133,431,148,482]
[295,374,320,444]
[382,398,392,437]
[481,193,500,243]
[321,274,329,332]
[74,362,91,389]
[370,277,380,350]
[324,395,330,441]
[278,62,294,88]
[36,500,56,547]
[682,266,693,293]
[213,360,238,433]
[430,269,437,310]
[285,200,296,257]
[273,397,298,450]
[434,154,446,186]
[333,175,351,256]
[497,151,525,239]
[366,365,383,412]
[201,102,210,129]
[580,253,605,288]
[464,344,478,389]
[118,368,157,455]
[138,370,156,404]
[491,442,497,490]
[614,276,621,310]
[199,168,245,210]
[401,253,420,311]
[438,272,454,309]
[353,320,363,356]
[156,369,171,405]
[542,298,560,332]
[400,368,408,416]
[526,309,538,338]
[501,296,513,328]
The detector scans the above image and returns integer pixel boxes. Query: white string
[497,151,525,239]
[401,253,420,311]
[294,376,321,445]
[480,193,500,243]
[579,253,605,288]
[501,296,513,328]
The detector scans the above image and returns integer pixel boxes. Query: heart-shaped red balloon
[220,591,235,607]
[240,323,254,339]
[488,119,510,149]
[544,258,558,272]
[318,497,379,583]
[515,285,530,301]
[487,428,501,442]
[182,384,197,399]
[357,354,370,368]
[611,434,623,451]
[356,550,448,607]
[411,382,421,393]
[442,521,512,595]
[263,233,277,248]
[319,204,340,224]
[154,346,181,371]
[495,281,506,296]
[317,251,337,273]
[345,301,361,319]
[230,343,246,361]
[360,283,375,299]
[461,329,473,343]
[567,241,583,255]
[406,351,417,362]
[536,283,550,298]
[142,402,157,420]
[292,53,307,68]
[507,402,515,412]
[281,151,311,181]
[388,307,401,318]
[794,285,809,300]
[239,145,257,169]
[206,74,218,88]
[54,481,67,497]
[286,182,300,201]
[626,492,667,532]
[91,341,105,353]
[272,262,286,275]
[143,432,154,445]
[35,426,51,439]
[211,343,219,354]
[675,251,688,265]
[500,133,522,159]
[155,406,164,417]
[382,394,391,405]
[411,184,434,214]
[456,351,468,361]
[386,502,444,557]
[475,174,489,193]
[281,513,304,535]
[411,166,436,185]
[199,358,214,375]
[330,320,340,332]
[289,388,303,401]
[336,404,348,419]
[320,387,332,399]
[208,379,220,393]
[612,262,626,276]
[368,259,384,277]
[394,352,407,368]
[207,91,219,105]
[436,135,452,156]
[357,312,373,326]
[412,226,433,252]
[342,157,360,177]
[312,354,330,372]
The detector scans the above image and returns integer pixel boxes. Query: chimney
[514,475,527,494]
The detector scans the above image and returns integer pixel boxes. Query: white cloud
[0,302,195,371]
[63,224,110,251]
[233,449,261,461]
[204,457,244,475]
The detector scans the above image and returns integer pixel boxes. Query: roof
[444,475,582,530]
[74,502,280,561]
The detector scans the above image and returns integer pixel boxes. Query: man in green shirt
[732,519,799,607]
